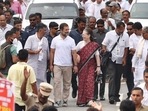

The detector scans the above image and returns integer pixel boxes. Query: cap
[109,1,118,7]
[79,6,85,10]
[40,82,53,96]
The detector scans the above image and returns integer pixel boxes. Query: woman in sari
[76,28,101,106]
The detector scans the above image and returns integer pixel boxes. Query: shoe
[54,101,61,108]
[62,101,68,107]
[77,104,86,107]
[100,96,105,101]
[115,98,120,102]
[72,90,77,98]
[109,98,115,104]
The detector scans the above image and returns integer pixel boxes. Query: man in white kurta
[24,23,49,88]
[132,27,148,86]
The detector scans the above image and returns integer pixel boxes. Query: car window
[25,3,78,19]
[130,3,148,19]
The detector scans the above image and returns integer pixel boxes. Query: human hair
[105,1,111,6]
[77,17,86,24]
[17,49,28,61]
[119,99,135,111]
[35,13,42,19]
[49,22,58,28]
[5,30,13,39]
[29,13,36,19]
[116,22,125,28]
[36,23,47,32]
[14,19,22,25]
[122,10,130,15]
[96,19,104,25]
[87,107,98,111]
[84,28,94,41]
[11,27,20,33]
[4,1,11,7]
[127,22,134,26]
[144,68,148,76]
[88,16,96,21]
[59,23,68,30]
[143,26,148,33]
[4,10,13,15]
[145,60,148,68]
[27,105,39,111]
[0,4,3,10]
[42,106,58,111]
[132,22,142,30]
[131,87,143,96]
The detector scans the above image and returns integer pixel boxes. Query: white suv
[22,0,80,29]
[129,0,148,27]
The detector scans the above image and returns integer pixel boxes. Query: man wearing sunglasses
[25,13,37,36]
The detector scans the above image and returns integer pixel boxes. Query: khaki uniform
[24,94,53,111]
[139,106,148,111]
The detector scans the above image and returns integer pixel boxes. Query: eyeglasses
[29,19,35,21]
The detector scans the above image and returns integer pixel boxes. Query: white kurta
[24,34,49,88]
[132,40,148,86]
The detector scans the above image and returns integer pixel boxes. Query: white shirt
[0,24,13,45]
[102,30,129,64]
[104,18,116,31]
[84,0,94,15]
[20,1,27,15]
[50,35,76,66]
[88,1,105,20]
[129,33,143,50]
[117,0,129,10]
[138,83,148,107]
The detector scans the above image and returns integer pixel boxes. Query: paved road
[50,82,128,111]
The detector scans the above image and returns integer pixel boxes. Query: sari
[77,41,99,105]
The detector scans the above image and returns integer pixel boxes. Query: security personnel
[21,67,54,111]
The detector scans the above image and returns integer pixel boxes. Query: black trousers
[15,103,25,111]
[123,64,134,97]
[107,60,123,99]
[71,73,78,93]
[94,66,106,99]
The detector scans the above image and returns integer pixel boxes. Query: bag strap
[110,34,122,53]
[1,45,11,51]
[78,46,100,73]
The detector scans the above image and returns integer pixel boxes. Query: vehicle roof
[132,0,148,3]
[31,0,79,3]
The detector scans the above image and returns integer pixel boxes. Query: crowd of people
[0,0,148,111]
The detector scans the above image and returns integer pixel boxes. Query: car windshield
[130,3,148,19]
[25,3,78,19]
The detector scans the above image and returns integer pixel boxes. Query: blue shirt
[25,25,37,36]
[69,29,83,45]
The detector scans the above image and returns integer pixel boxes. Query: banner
[0,79,14,111]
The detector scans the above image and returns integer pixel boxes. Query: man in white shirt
[138,68,148,107]
[0,15,13,45]
[50,23,78,107]
[102,21,129,104]
[88,0,105,20]
[117,0,130,10]
[132,27,148,86]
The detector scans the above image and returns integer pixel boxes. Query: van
[22,0,80,29]
[129,0,148,27]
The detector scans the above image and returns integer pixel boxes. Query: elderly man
[21,67,53,111]
[132,26,148,86]
[0,15,13,45]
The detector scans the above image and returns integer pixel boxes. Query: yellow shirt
[7,62,36,106]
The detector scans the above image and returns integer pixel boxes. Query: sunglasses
[97,26,104,27]
[127,28,132,30]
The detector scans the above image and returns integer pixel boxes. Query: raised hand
[24,66,30,80]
